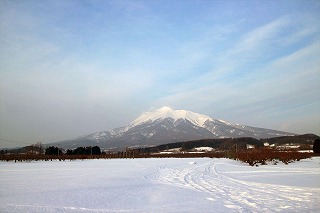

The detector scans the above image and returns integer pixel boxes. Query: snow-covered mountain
[130,106,213,127]
[51,107,296,150]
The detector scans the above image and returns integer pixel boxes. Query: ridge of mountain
[50,107,296,150]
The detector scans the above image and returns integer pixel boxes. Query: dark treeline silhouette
[1,147,317,166]
[45,146,63,155]
[260,134,318,146]
[313,139,320,154]
[132,134,318,154]
[66,146,101,155]
[1,134,319,165]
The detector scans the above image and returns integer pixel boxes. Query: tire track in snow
[209,161,320,212]
[146,159,320,212]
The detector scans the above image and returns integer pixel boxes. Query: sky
[0,0,319,148]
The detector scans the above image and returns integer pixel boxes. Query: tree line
[132,134,319,154]
[45,146,101,155]
[1,136,319,165]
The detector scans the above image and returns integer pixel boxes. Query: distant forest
[132,134,319,153]
[1,134,318,156]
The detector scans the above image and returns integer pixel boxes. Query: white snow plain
[0,157,319,213]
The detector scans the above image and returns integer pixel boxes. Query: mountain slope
[50,107,296,150]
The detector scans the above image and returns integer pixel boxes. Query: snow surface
[1,158,319,213]
[194,147,215,152]
[130,106,213,127]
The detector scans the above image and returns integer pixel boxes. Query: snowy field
[0,157,319,213]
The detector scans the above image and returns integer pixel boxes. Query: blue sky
[0,0,319,148]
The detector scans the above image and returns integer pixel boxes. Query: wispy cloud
[153,15,320,133]
[230,16,290,55]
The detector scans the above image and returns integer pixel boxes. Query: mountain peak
[158,106,174,111]
[51,107,297,150]
[130,106,213,127]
